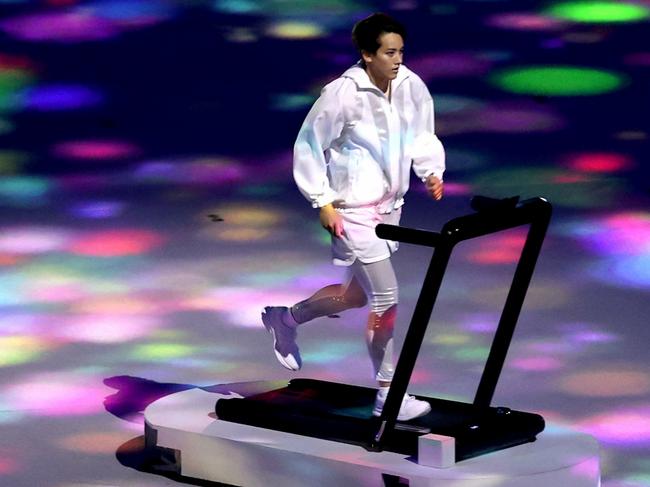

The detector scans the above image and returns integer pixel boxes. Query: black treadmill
[215,196,552,463]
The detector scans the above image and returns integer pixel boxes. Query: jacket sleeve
[293,82,346,208]
[410,80,445,182]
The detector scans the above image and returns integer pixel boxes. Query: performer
[262,13,445,421]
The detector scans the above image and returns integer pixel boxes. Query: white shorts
[331,207,402,266]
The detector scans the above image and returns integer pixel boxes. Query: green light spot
[0,348,40,367]
[625,473,650,484]
[132,343,196,360]
[471,167,623,209]
[0,118,13,135]
[0,69,33,92]
[546,2,650,23]
[491,66,623,96]
[454,347,490,362]
[0,176,52,204]
[0,151,30,173]
[0,69,32,112]
[271,93,317,111]
[430,333,472,346]
[237,184,285,196]
[214,0,262,13]
[302,341,362,363]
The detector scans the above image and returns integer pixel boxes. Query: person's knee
[369,287,398,315]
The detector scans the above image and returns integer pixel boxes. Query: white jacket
[293,63,445,213]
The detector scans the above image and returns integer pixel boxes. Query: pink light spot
[0,227,72,254]
[54,314,161,343]
[0,254,27,266]
[569,212,650,256]
[0,454,20,474]
[578,407,650,447]
[58,431,134,454]
[511,356,564,371]
[564,153,634,173]
[552,173,592,184]
[30,283,88,303]
[408,368,435,385]
[3,376,110,416]
[570,457,600,480]
[466,231,527,264]
[68,229,164,257]
[486,13,568,31]
[53,139,141,160]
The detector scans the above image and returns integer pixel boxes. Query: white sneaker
[262,306,302,371]
[373,387,432,421]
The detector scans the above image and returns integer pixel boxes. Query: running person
[262,13,445,421]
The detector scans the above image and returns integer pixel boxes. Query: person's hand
[425,175,443,201]
[319,204,345,238]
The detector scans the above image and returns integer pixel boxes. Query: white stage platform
[144,382,600,487]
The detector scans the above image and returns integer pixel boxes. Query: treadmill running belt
[215,378,545,461]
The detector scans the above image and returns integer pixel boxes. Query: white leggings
[291,258,398,382]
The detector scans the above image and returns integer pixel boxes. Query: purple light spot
[624,52,650,66]
[592,255,650,289]
[69,200,125,219]
[541,38,565,49]
[462,320,498,334]
[132,161,176,179]
[57,174,111,190]
[413,181,472,197]
[22,84,104,111]
[408,52,494,80]
[562,212,650,256]
[473,103,566,133]
[0,12,119,43]
[133,157,246,186]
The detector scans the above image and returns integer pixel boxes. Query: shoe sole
[262,308,300,371]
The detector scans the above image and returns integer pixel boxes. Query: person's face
[362,32,404,82]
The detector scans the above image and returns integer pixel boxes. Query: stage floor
[0,1,649,486]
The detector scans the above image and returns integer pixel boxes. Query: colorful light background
[0,0,649,486]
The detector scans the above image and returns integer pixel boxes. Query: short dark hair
[352,13,407,55]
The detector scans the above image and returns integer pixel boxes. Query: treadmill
[215,196,552,463]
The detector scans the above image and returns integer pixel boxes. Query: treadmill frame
[370,196,552,450]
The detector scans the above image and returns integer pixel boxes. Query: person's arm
[410,79,445,200]
[293,81,346,210]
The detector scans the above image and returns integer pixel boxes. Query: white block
[418,433,456,468]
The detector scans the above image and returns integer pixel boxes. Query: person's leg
[262,271,368,371]
[290,275,367,324]
[349,258,399,384]
[350,258,431,421]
